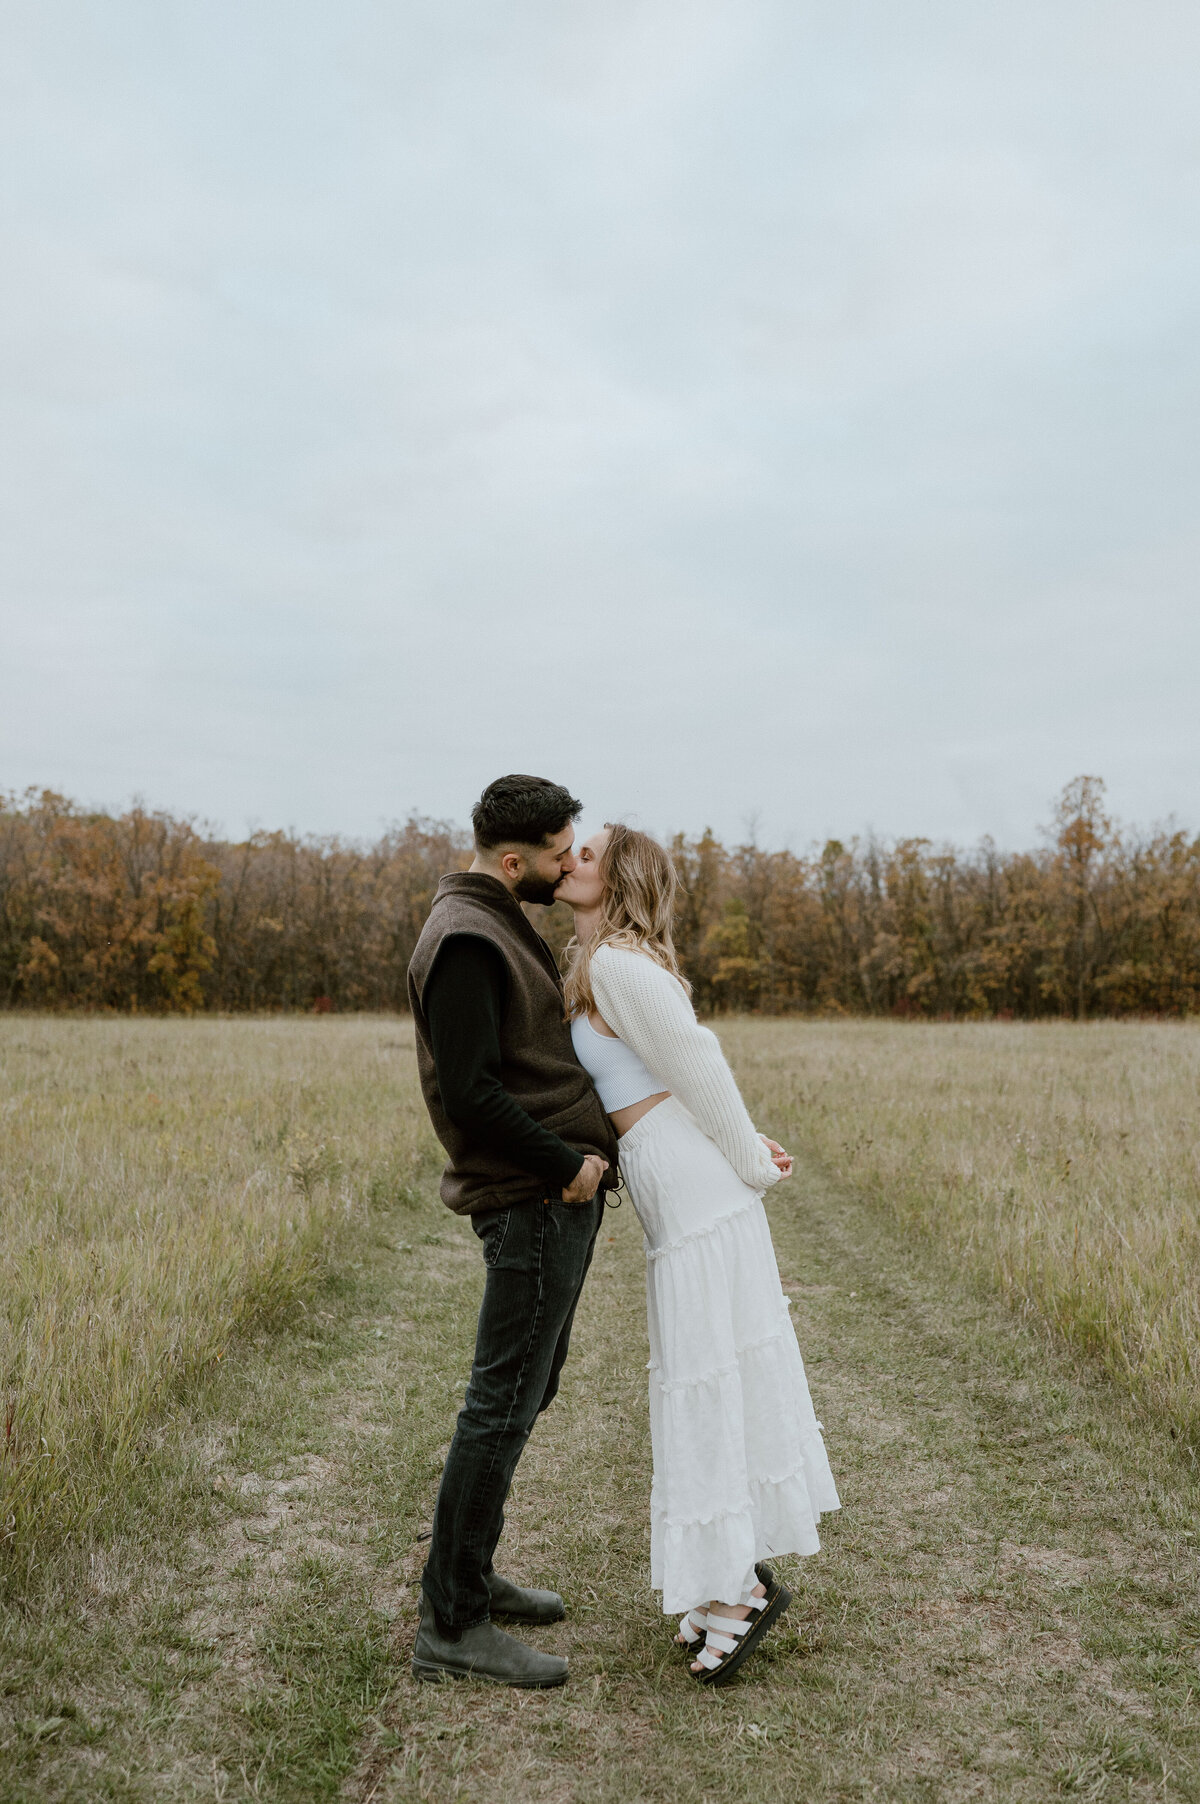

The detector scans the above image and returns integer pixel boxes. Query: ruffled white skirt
[617,1096,840,1614]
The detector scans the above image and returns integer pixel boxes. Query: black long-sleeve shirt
[424,934,586,1192]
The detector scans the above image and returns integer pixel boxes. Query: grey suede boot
[486,1571,566,1624]
[412,1603,568,1689]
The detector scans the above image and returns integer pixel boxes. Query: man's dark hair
[471,775,583,851]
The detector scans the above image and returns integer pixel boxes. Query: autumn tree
[1,780,1196,1017]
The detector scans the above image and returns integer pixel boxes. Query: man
[406,774,619,1687]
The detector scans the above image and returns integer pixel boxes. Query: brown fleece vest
[407,872,618,1215]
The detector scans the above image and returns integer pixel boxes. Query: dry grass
[722,1018,1200,1441]
[3,1015,1200,1802]
[0,1017,438,1581]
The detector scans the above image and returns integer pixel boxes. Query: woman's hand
[761,1136,793,1179]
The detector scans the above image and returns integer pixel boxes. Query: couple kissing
[406,774,839,1689]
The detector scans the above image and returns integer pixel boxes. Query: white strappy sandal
[689,1562,793,1687]
[675,1607,709,1652]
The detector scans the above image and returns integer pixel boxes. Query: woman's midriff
[610,1092,671,1140]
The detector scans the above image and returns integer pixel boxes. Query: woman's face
[555,826,609,911]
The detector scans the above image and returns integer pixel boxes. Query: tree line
[0,778,1196,1017]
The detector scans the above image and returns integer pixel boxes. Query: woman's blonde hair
[563,822,690,1017]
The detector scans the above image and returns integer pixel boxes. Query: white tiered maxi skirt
[617,1096,840,1614]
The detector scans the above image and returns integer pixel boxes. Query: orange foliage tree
[670,778,1200,1018]
[0,792,218,1012]
[0,779,1197,1016]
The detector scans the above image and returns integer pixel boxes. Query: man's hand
[761,1136,793,1179]
[560,1153,609,1204]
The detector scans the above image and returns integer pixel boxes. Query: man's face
[511,824,577,905]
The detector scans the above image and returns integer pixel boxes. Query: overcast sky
[2,0,1198,852]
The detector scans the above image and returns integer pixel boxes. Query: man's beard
[513,872,561,906]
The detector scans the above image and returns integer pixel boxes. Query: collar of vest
[434,871,527,916]
[432,871,563,983]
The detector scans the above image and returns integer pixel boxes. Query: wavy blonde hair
[563,822,690,1017]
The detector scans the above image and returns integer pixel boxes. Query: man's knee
[536,1372,561,1416]
[458,1385,539,1444]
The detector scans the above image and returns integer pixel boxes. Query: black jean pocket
[472,1207,512,1269]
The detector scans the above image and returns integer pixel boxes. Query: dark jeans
[421,1196,605,1630]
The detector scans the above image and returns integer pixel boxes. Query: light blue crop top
[570,1012,665,1113]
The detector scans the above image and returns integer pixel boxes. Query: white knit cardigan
[588,943,781,1193]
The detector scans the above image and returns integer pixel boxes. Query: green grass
[2,1016,1200,1802]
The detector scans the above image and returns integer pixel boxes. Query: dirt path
[5,1157,1200,1803]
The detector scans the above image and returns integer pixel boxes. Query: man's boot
[486,1571,566,1624]
[412,1599,568,1689]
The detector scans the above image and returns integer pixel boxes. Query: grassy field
[2,1015,1200,1803]
[722,1020,1200,1438]
[0,1017,438,1580]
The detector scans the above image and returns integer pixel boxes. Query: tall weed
[726,1019,1200,1440]
[0,1017,436,1586]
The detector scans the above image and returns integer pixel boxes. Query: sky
[2,0,1198,854]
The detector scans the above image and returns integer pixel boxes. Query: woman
[556,823,839,1684]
